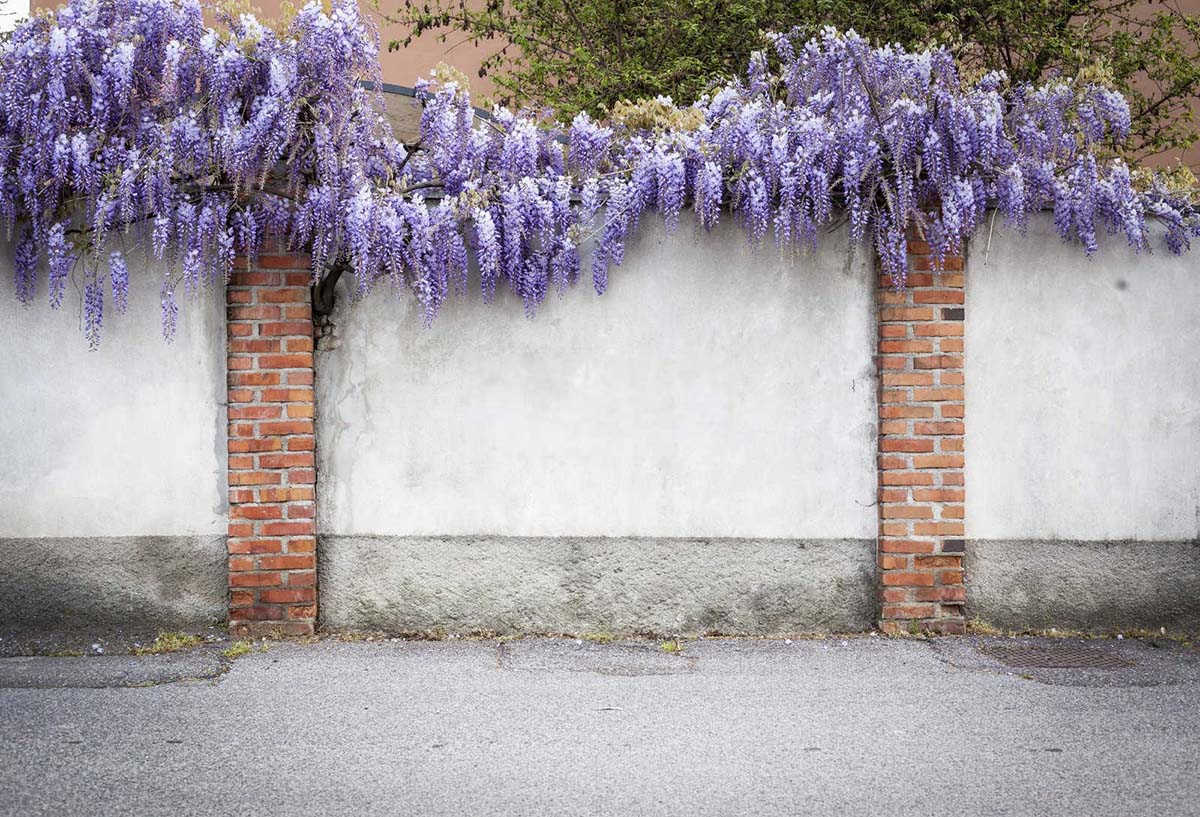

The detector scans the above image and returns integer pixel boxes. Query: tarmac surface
[1,635,1198,816]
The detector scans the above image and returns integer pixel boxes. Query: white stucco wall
[317,217,879,539]
[0,246,227,538]
[966,214,1200,541]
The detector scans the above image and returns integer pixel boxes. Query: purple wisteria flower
[1,3,1196,345]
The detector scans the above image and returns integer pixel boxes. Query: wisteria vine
[2,0,1197,346]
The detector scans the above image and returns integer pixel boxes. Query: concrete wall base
[0,536,227,629]
[319,536,876,636]
[966,540,1200,634]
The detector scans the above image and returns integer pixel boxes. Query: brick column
[876,231,966,635]
[226,253,318,636]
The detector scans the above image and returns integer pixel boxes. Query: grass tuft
[133,632,202,655]
[967,618,1006,637]
[579,632,617,644]
[221,640,254,659]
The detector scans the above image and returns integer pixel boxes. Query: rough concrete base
[319,536,876,635]
[0,536,227,630]
[966,539,1200,634]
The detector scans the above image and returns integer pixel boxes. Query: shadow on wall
[0,536,228,631]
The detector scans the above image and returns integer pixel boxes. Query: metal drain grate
[978,643,1134,669]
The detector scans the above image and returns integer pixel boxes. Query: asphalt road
[1,635,1198,817]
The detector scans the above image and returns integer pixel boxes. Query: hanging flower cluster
[2,0,1197,345]
[405,32,1197,317]
[1,0,399,345]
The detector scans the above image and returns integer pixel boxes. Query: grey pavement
[1,635,1198,817]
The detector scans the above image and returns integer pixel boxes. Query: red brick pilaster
[876,232,966,635]
[226,253,318,636]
